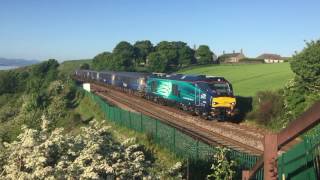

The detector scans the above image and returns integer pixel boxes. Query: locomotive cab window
[151,81,157,92]
[172,84,180,96]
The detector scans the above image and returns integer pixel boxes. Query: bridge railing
[242,102,320,180]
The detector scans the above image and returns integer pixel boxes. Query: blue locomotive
[74,70,237,119]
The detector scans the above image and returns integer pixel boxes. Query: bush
[207,147,236,180]
[247,90,284,126]
[0,118,153,179]
[281,40,320,126]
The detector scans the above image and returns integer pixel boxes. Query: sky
[0,0,319,61]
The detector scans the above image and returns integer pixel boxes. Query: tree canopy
[79,63,90,70]
[134,40,154,64]
[195,45,214,65]
[177,45,195,66]
[282,40,320,125]
[91,40,215,72]
[92,52,113,70]
[290,40,320,91]
[147,52,168,73]
[0,71,18,94]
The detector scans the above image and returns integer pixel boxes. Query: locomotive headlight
[230,102,236,105]
[213,102,218,105]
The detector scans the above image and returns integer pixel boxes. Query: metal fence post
[173,128,176,153]
[129,111,132,129]
[104,103,107,120]
[140,113,143,132]
[119,109,122,125]
[108,104,110,120]
[196,140,199,160]
[155,119,158,142]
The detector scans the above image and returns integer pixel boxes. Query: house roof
[219,53,243,58]
[257,53,282,60]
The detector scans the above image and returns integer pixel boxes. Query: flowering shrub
[207,147,236,180]
[0,116,158,179]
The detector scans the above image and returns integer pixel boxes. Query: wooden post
[264,133,278,180]
[242,170,250,180]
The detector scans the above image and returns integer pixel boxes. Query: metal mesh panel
[130,112,143,132]
[156,121,174,151]
[120,109,130,128]
[198,141,216,160]
[142,115,157,135]
[174,130,198,159]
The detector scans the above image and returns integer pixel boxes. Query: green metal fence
[85,91,262,179]
[277,128,320,180]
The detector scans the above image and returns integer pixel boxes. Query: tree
[27,59,59,92]
[0,71,18,94]
[282,40,320,124]
[113,41,135,56]
[134,40,154,64]
[79,63,90,70]
[92,52,113,70]
[111,53,134,71]
[195,45,214,65]
[177,46,195,66]
[290,40,320,92]
[147,52,168,72]
[155,41,179,70]
[112,41,135,71]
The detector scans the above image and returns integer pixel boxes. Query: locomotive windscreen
[208,82,232,95]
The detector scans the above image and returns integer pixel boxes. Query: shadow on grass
[82,116,94,124]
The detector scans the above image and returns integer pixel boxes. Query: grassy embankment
[59,60,181,172]
[58,59,92,75]
[179,63,294,97]
[73,92,181,173]
[0,60,181,176]
[59,60,181,173]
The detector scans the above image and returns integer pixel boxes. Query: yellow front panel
[212,97,236,108]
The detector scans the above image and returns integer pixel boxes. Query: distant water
[0,65,18,70]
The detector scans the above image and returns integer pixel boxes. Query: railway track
[88,82,264,155]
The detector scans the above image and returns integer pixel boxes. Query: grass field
[58,59,92,75]
[179,63,294,97]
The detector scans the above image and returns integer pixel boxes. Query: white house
[257,53,284,63]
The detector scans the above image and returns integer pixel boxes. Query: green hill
[58,59,92,75]
[179,63,294,96]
